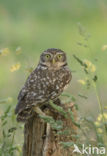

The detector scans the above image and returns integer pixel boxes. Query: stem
[92,81,107,147]
[93,82,104,116]
[11,131,15,146]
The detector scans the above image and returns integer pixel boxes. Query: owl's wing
[15,71,35,114]
[15,87,27,114]
[18,87,27,101]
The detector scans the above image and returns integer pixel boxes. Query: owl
[15,48,72,122]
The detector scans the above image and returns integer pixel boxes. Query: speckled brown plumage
[15,48,72,122]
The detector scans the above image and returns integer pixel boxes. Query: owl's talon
[53,98,64,106]
[34,107,46,116]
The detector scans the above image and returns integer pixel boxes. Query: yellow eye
[57,54,62,59]
[45,54,50,59]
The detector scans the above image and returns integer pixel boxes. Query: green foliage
[0,104,22,156]
[72,25,107,152]
[60,141,74,148]
[68,109,80,128]
[39,99,81,150]
[40,115,63,130]
[40,98,80,131]
[49,101,68,118]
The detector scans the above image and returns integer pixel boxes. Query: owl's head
[39,48,67,70]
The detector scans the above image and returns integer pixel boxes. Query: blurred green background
[0,0,107,113]
[0,0,107,155]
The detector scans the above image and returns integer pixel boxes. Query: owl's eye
[57,54,62,59]
[45,54,51,59]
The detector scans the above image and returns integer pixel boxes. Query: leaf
[2,130,6,138]
[60,141,74,148]
[39,115,53,123]
[57,130,70,135]
[73,54,86,67]
[77,23,86,37]
[71,96,76,102]
[78,94,88,99]
[61,93,76,101]
[49,101,67,118]
[74,104,79,110]
[8,127,17,133]
[86,79,91,89]
[71,134,80,139]
[39,115,63,130]
[4,106,11,115]
[93,75,98,82]
[77,42,83,46]
[2,121,7,126]
[72,121,80,128]
[1,105,11,121]
[68,109,80,128]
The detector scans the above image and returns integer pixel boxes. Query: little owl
[15,48,72,122]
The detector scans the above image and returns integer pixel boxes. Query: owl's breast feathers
[15,66,71,122]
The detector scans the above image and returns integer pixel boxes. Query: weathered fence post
[23,102,77,156]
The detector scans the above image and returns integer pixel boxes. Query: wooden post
[23,102,77,156]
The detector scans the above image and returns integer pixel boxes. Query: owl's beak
[52,58,56,64]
